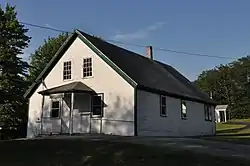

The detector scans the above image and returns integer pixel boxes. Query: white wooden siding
[137,90,216,136]
[27,37,134,138]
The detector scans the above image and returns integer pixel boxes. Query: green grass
[216,123,246,132]
[0,139,250,166]
[229,118,250,123]
[203,122,250,145]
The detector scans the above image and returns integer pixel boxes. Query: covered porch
[38,81,104,135]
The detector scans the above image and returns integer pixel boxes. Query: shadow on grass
[0,139,250,166]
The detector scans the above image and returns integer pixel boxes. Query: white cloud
[112,21,165,41]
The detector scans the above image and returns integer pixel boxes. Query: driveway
[123,137,250,160]
[36,135,250,160]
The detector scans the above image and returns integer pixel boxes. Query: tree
[195,56,250,119]
[0,4,30,139]
[28,33,68,82]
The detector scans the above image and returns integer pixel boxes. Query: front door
[80,114,90,133]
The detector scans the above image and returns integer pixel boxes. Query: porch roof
[38,81,96,95]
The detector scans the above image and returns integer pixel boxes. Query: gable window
[160,95,167,117]
[63,61,71,80]
[83,58,92,78]
[51,100,60,118]
[204,104,212,121]
[181,100,187,119]
[92,94,103,116]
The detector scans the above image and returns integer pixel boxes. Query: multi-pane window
[51,101,60,118]
[181,100,187,119]
[204,104,212,121]
[63,61,71,80]
[83,58,92,78]
[92,94,103,116]
[160,95,167,117]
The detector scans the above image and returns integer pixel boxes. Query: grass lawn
[202,122,250,145]
[229,118,250,123]
[1,139,250,166]
[216,123,246,132]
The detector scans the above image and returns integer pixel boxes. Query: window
[83,58,92,78]
[92,94,103,116]
[160,95,167,116]
[51,101,60,118]
[204,104,212,121]
[181,100,187,119]
[63,61,71,80]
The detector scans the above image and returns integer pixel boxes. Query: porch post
[69,92,74,135]
[224,110,227,122]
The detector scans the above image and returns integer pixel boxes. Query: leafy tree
[28,33,68,82]
[195,56,250,119]
[0,4,30,139]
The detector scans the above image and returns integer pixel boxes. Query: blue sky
[1,0,250,80]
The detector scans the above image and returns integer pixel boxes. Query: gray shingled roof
[24,30,216,105]
[79,30,215,104]
[38,81,95,95]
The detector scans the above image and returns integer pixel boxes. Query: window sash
[161,105,167,116]
[63,61,71,80]
[181,100,187,119]
[92,94,103,116]
[83,58,92,78]
[51,101,61,118]
[160,95,167,116]
[51,108,60,118]
[204,105,212,121]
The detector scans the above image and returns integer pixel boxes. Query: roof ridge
[77,29,157,62]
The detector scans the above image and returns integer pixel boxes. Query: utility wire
[20,22,70,33]
[20,21,237,60]
[154,47,234,59]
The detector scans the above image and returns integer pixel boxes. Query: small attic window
[63,61,71,80]
[83,58,92,78]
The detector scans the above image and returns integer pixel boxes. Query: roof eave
[137,85,217,105]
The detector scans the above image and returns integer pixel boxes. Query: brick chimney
[146,46,153,59]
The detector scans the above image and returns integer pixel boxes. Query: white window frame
[50,99,61,118]
[181,100,187,120]
[83,58,92,78]
[160,95,167,117]
[63,61,72,80]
